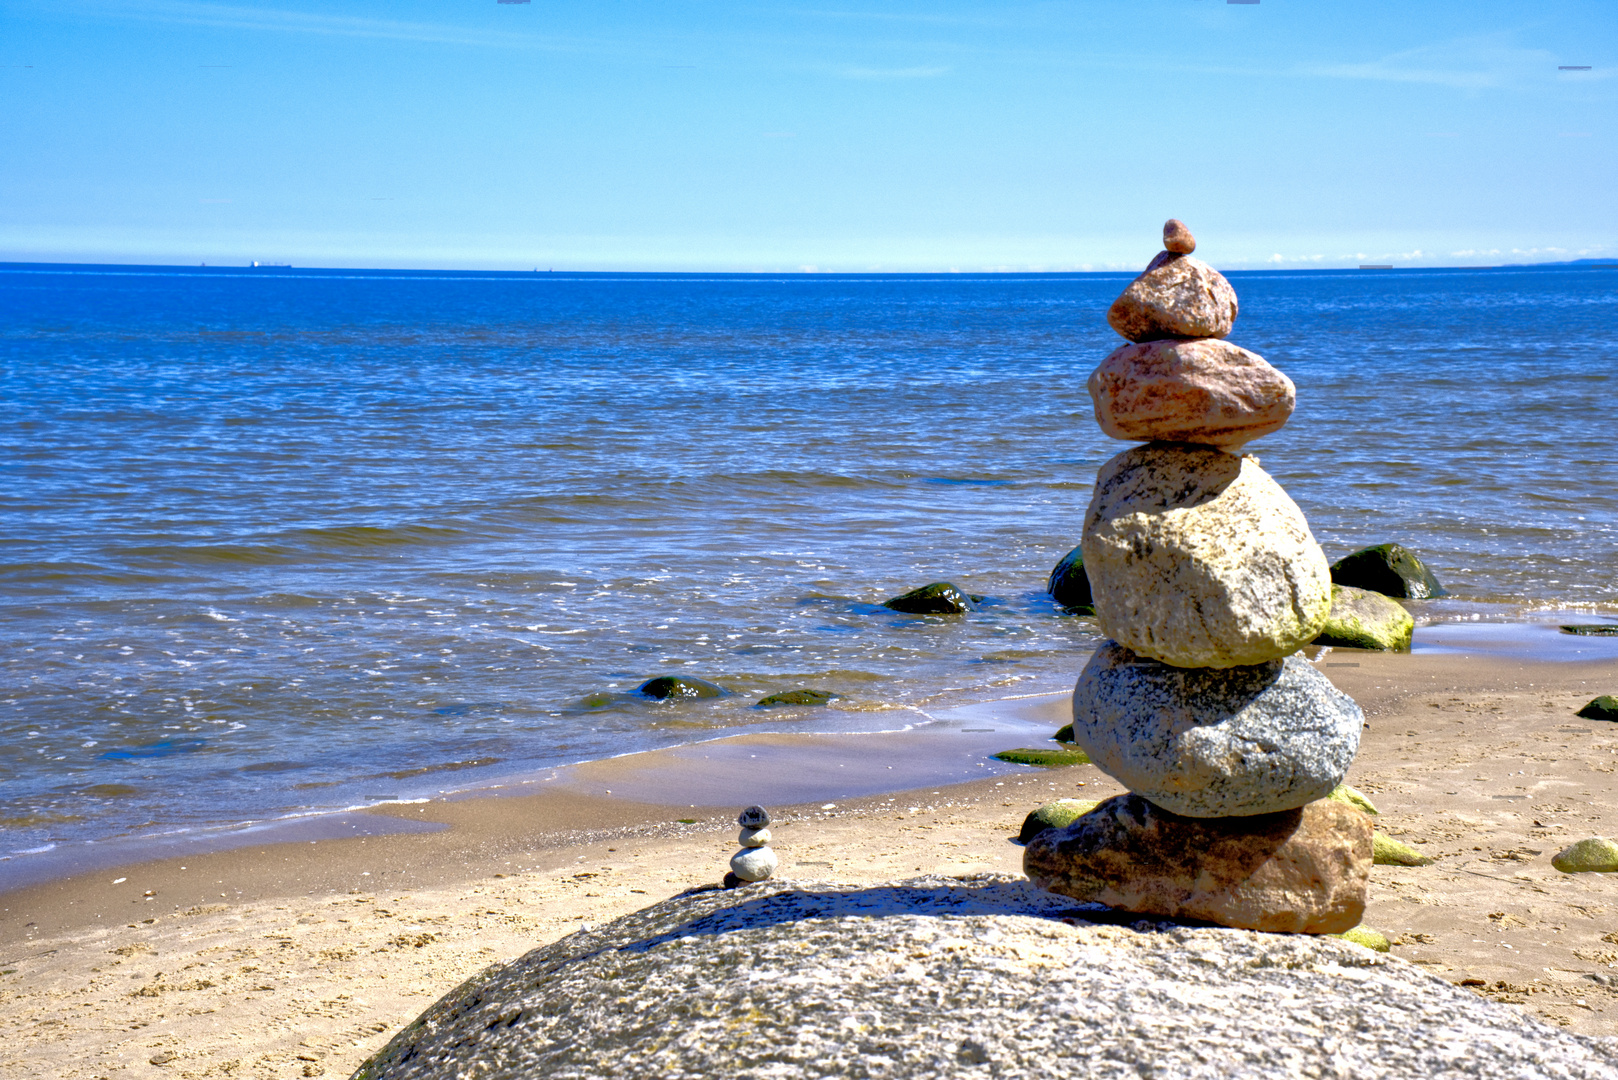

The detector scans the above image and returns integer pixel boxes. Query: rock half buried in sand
[350,874,1618,1080]
[1069,641,1361,818]
[1329,543,1445,600]
[1576,695,1618,722]
[637,675,726,700]
[1163,218,1195,254]
[1551,837,1618,873]
[730,845,779,882]
[1313,584,1414,651]
[755,689,838,708]
[1046,544,1093,611]
[1373,832,1435,866]
[1337,926,1391,952]
[1107,252,1238,343]
[882,582,978,614]
[1023,793,1372,934]
[1088,338,1295,448]
[1018,799,1099,843]
[992,747,1091,768]
[1081,444,1332,668]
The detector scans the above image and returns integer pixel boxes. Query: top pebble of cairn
[1162,218,1196,254]
[738,805,770,828]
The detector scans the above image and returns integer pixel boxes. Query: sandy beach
[4,647,1616,1078]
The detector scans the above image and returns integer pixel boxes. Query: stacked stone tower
[1024,220,1372,934]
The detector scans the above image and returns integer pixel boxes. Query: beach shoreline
[4,647,1617,1077]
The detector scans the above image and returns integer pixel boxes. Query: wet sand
[3,649,1616,1078]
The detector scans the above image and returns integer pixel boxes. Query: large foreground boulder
[351,875,1618,1080]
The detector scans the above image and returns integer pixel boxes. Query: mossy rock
[1325,784,1378,816]
[755,689,839,708]
[1330,543,1445,600]
[1047,545,1094,612]
[1335,926,1390,952]
[882,582,979,614]
[993,747,1091,768]
[1373,832,1433,866]
[1575,695,1618,722]
[637,676,726,700]
[1561,625,1618,636]
[1054,723,1076,744]
[1017,798,1100,843]
[1312,585,1413,651]
[1551,837,1618,873]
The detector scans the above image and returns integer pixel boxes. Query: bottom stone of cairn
[1023,793,1371,934]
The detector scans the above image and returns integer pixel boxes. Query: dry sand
[2,649,1616,1078]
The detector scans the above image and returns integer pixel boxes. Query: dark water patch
[99,739,207,760]
[82,784,140,797]
[239,760,309,773]
[377,757,503,780]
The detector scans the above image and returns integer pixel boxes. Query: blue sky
[1,1,1613,270]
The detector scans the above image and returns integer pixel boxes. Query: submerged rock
[1081,444,1332,668]
[636,675,726,700]
[1329,543,1445,600]
[1068,641,1362,818]
[1562,625,1618,636]
[1088,338,1295,448]
[1373,833,1435,866]
[1046,545,1093,611]
[755,689,839,708]
[1017,798,1100,843]
[1551,837,1618,873]
[882,582,978,614]
[1024,793,1372,934]
[992,747,1091,768]
[1576,695,1618,722]
[349,874,1618,1080]
[1313,584,1414,651]
[1107,252,1239,343]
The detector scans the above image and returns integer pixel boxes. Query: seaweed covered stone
[1068,641,1362,817]
[637,675,726,700]
[1046,545,1093,611]
[1329,543,1445,600]
[1313,584,1414,651]
[1080,444,1332,668]
[1017,799,1100,843]
[883,582,978,614]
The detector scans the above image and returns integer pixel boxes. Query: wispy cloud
[1301,34,1575,91]
[87,0,561,49]
[834,64,950,80]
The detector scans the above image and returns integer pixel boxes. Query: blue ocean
[2,263,1615,867]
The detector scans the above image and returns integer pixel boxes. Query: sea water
[2,263,1615,865]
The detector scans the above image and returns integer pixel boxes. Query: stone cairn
[724,804,778,888]
[1024,220,1373,935]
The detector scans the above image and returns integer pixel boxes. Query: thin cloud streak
[835,64,950,80]
[87,0,571,49]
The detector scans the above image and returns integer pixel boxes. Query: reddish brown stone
[1107,253,1238,343]
[1024,793,1371,934]
[1087,338,1295,447]
[1163,219,1196,254]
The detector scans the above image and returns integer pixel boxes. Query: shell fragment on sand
[1313,584,1414,651]
[1081,444,1332,668]
[1023,793,1372,934]
[1088,338,1295,448]
[1069,641,1362,818]
[1107,252,1238,343]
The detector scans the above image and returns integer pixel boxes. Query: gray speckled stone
[1069,640,1362,817]
[730,845,778,882]
[351,874,1618,1080]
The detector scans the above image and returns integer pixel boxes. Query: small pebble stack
[1024,220,1373,934]
[726,805,778,888]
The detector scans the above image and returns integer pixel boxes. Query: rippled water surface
[2,263,1615,860]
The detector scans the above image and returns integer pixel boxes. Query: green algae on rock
[1373,832,1434,866]
[1054,722,1076,743]
[1336,926,1391,952]
[1561,625,1618,636]
[1046,545,1094,612]
[1576,695,1618,722]
[1325,784,1379,816]
[1312,584,1413,651]
[1551,837,1618,873]
[882,582,979,614]
[993,747,1091,768]
[755,689,839,708]
[636,675,726,700]
[1329,543,1445,600]
[1017,798,1100,843]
